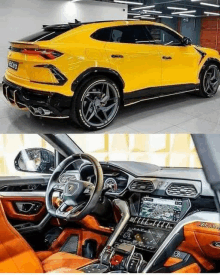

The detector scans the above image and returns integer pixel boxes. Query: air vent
[129,179,156,193]
[166,183,198,198]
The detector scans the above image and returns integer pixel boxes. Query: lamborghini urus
[2,20,220,130]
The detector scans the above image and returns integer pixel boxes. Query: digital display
[133,228,166,249]
[140,197,182,222]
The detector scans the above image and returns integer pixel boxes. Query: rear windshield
[19,29,70,42]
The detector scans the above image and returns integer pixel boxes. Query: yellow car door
[104,25,162,98]
[146,25,201,89]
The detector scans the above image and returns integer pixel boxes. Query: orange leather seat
[0,201,92,273]
[41,252,94,273]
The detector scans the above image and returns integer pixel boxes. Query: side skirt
[124,84,200,106]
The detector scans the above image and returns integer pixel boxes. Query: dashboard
[77,161,218,272]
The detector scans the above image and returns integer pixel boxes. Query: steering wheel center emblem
[68,185,74,192]
[66,182,79,195]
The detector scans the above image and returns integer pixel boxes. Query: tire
[70,76,121,131]
[198,64,220,98]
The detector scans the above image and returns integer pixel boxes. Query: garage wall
[0,0,127,78]
[180,18,201,45]
[200,16,220,52]
[160,17,178,31]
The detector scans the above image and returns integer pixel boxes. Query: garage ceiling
[110,0,220,19]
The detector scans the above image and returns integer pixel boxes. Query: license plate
[8,60,19,71]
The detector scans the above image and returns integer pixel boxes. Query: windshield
[69,134,202,169]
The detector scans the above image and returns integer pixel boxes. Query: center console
[116,196,182,253]
[80,195,191,273]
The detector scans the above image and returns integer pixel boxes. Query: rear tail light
[21,49,63,60]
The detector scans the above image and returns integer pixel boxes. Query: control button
[128,259,139,273]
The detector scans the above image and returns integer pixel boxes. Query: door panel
[0,197,46,222]
[160,45,201,86]
[0,176,49,223]
[106,43,162,93]
[104,25,162,93]
[146,25,201,87]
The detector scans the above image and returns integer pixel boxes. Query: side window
[91,27,112,42]
[110,26,151,44]
[146,26,183,46]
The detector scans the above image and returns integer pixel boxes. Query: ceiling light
[200,2,220,7]
[128,12,140,15]
[144,10,162,14]
[204,11,220,15]
[133,14,150,17]
[158,15,173,18]
[167,7,188,10]
[141,16,156,19]
[179,13,196,17]
[132,5,155,10]
[140,15,151,17]
[114,0,143,5]
[172,10,196,14]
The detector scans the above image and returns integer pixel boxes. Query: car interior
[0,134,219,273]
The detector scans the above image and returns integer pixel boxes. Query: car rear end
[3,23,81,118]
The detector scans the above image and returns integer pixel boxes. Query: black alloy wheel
[71,76,120,131]
[199,64,220,98]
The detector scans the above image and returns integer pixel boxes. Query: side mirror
[14,148,55,174]
[182,36,192,46]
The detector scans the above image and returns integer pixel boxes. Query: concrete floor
[1,87,220,133]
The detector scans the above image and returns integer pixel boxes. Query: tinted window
[110,26,151,44]
[91,28,111,42]
[20,30,70,42]
[146,26,182,46]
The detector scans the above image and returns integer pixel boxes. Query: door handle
[162,56,172,60]
[15,202,42,214]
[111,55,124,59]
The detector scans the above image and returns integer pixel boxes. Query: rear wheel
[198,64,220,98]
[71,76,120,131]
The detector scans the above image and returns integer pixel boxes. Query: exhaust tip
[29,106,52,117]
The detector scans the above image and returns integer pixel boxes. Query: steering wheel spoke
[56,202,69,217]
[71,202,87,215]
[53,183,65,192]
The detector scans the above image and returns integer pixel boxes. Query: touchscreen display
[133,228,166,249]
[140,197,182,222]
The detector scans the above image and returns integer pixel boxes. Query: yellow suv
[3,20,220,130]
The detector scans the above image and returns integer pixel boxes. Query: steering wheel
[46,153,104,221]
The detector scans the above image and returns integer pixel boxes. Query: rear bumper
[2,77,72,118]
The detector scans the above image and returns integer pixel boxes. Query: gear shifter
[110,243,135,271]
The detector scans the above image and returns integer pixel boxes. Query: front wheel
[71,76,120,131]
[198,64,220,98]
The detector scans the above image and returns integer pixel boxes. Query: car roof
[85,20,163,27]
[43,20,164,31]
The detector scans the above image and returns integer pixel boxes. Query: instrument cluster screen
[140,197,182,222]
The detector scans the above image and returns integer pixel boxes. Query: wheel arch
[199,58,220,79]
[71,67,125,105]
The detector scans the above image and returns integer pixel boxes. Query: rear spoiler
[9,41,39,49]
